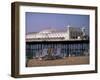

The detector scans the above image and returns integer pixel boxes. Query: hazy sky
[26,12,89,33]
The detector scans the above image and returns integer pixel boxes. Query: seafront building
[26,25,89,59]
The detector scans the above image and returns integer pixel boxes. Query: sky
[26,12,89,34]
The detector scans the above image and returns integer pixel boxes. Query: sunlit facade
[26,25,88,42]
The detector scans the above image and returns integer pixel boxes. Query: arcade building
[26,25,89,60]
